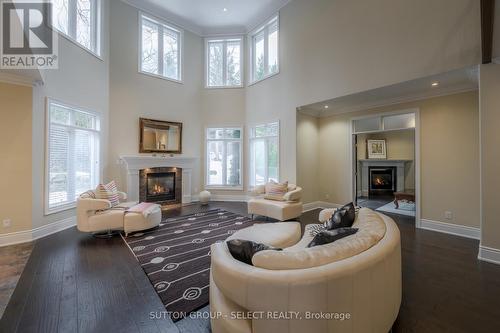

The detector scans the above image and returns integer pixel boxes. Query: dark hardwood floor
[2,201,500,332]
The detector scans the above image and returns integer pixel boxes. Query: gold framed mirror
[139,118,182,154]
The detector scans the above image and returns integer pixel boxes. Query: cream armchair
[247,184,303,221]
[76,190,136,236]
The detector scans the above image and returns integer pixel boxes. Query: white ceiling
[299,66,479,118]
[123,0,290,35]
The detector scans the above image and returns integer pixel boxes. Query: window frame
[138,12,183,83]
[205,126,244,190]
[248,121,280,189]
[51,0,102,58]
[249,14,280,85]
[204,36,244,89]
[44,98,101,215]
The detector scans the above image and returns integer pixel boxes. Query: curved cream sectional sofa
[210,208,401,333]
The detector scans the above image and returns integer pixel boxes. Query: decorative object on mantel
[367,139,387,159]
[139,118,182,154]
[199,190,211,205]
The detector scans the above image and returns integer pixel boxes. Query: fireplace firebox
[369,166,397,196]
[139,167,182,205]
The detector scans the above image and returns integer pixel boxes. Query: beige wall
[296,112,320,203]
[0,83,32,233]
[480,63,500,249]
[357,130,415,191]
[308,91,480,228]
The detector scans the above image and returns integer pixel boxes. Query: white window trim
[204,36,244,89]
[44,98,101,215]
[248,121,280,190]
[138,12,184,84]
[205,126,244,190]
[52,0,102,59]
[248,14,280,85]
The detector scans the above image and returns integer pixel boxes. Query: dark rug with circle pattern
[122,208,256,321]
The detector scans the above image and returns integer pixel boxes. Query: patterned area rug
[122,209,255,321]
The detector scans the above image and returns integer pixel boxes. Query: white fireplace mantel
[358,159,412,196]
[120,155,198,204]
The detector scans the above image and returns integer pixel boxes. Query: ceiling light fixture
[431,82,439,87]
[223,7,228,12]
[324,105,329,109]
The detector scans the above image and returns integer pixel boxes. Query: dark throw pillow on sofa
[307,227,358,248]
[324,202,356,230]
[227,239,282,265]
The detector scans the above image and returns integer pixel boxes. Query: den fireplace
[369,166,397,196]
[139,167,182,205]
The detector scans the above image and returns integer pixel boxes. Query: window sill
[205,185,244,191]
[138,70,183,84]
[58,32,103,61]
[44,203,76,216]
[204,85,244,90]
[248,70,280,87]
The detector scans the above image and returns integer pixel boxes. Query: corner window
[250,16,279,83]
[46,100,100,214]
[52,0,101,56]
[206,37,243,87]
[140,14,182,82]
[206,128,243,189]
[249,122,279,187]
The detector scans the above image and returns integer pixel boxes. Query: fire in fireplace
[369,167,397,195]
[139,167,182,205]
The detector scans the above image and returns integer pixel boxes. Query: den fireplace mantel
[358,159,412,197]
[120,155,197,204]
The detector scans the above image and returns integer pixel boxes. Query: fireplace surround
[140,167,182,205]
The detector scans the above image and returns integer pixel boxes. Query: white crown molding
[478,245,500,265]
[420,219,480,240]
[0,216,76,247]
[0,72,38,87]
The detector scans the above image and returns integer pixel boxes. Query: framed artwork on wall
[367,139,387,159]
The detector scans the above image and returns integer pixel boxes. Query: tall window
[206,128,242,189]
[140,14,182,82]
[52,0,100,55]
[249,122,279,187]
[206,38,242,87]
[251,16,279,83]
[46,100,100,214]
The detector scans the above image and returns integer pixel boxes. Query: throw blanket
[126,202,157,215]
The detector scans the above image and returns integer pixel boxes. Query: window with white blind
[52,0,101,55]
[140,13,182,82]
[205,37,243,87]
[46,100,100,214]
[206,128,243,189]
[250,15,279,84]
[249,122,279,187]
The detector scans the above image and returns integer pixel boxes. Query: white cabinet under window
[250,15,279,84]
[206,128,243,189]
[205,37,243,88]
[249,122,279,187]
[52,0,101,55]
[140,13,182,82]
[46,100,100,214]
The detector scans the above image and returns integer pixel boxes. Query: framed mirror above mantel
[139,118,182,154]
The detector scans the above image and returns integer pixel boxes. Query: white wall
[107,0,204,194]
[31,1,110,229]
[246,0,480,187]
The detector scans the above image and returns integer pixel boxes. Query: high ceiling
[124,0,290,35]
[299,66,479,118]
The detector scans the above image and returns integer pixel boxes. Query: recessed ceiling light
[431,82,439,87]
[324,105,329,109]
[223,8,228,12]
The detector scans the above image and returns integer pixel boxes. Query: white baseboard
[0,216,76,247]
[210,194,250,202]
[420,219,480,240]
[478,245,500,265]
[303,201,342,212]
